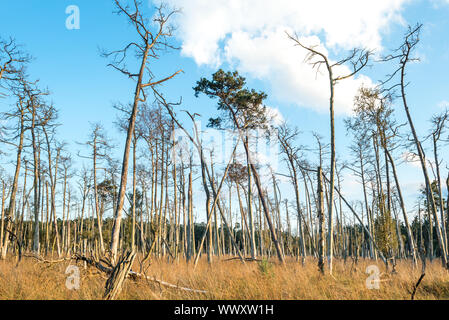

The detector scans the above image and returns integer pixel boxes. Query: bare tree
[78,123,112,255]
[381,24,448,268]
[0,37,30,91]
[104,0,182,263]
[194,69,285,264]
[22,82,55,255]
[287,32,372,274]
[277,124,308,264]
[428,110,449,253]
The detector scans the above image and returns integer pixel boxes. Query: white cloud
[265,106,284,127]
[402,151,422,168]
[162,0,409,115]
[340,171,363,200]
[429,0,449,8]
[223,29,376,115]
[438,100,449,109]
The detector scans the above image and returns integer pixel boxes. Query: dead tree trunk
[317,167,325,274]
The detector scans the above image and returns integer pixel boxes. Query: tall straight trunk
[30,106,40,254]
[110,43,150,263]
[153,142,159,254]
[258,196,264,257]
[245,136,256,259]
[336,171,344,259]
[180,163,187,259]
[237,184,250,256]
[43,129,61,257]
[392,201,404,258]
[446,175,449,250]
[186,160,193,261]
[303,170,317,256]
[327,69,336,275]
[158,137,165,257]
[144,183,150,251]
[131,135,137,251]
[384,149,391,215]
[140,183,146,253]
[427,199,433,261]
[317,167,326,274]
[292,169,306,264]
[272,175,284,257]
[230,186,234,256]
[385,148,417,265]
[62,169,67,253]
[433,135,448,253]
[79,190,86,251]
[66,190,71,254]
[210,157,220,257]
[172,132,179,258]
[93,142,105,255]
[228,199,233,256]
[419,205,424,254]
[359,149,374,259]
[0,184,5,258]
[18,167,28,249]
[45,181,50,253]
[197,146,212,263]
[40,178,44,236]
[285,200,291,256]
[163,151,169,258]
[189,159,195,259]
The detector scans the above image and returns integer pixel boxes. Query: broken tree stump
[103,250,137,300]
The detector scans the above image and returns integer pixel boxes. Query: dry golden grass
[0,255,448,300]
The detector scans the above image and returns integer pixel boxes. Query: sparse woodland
[1,1,449,300]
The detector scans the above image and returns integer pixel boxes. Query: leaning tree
[104,0,182,263]
[381,24,448,268]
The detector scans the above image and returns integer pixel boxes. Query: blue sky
[1,0,449,222]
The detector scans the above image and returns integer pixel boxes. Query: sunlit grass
[0,255,447,300]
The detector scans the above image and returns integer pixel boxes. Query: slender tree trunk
[400,50,448,267]
[31,107,40,254]
[385,148,417,265]
[317,167,325,274]
[131,135,137,252]
[110,44,150,263]
[433,135,448,253]
[2,113,25,259]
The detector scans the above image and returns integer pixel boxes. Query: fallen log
[74,253,207,294]
[223,257,262,262]
[23,254,73,264]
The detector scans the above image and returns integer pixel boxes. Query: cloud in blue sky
[161,0,410,115]
[438,100,449,109]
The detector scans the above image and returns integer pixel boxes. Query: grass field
[0,255,448,300]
